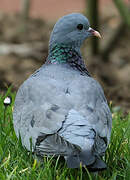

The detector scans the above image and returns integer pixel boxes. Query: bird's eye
[77,24,83,30]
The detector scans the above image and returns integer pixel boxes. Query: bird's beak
[88,27,101,38]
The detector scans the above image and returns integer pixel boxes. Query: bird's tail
[66,149,107,171]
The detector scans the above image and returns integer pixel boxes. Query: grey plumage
[13,13,112,171]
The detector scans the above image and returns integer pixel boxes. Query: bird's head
[49,13,101,51]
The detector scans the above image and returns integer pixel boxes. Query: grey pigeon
[13,13,112,171]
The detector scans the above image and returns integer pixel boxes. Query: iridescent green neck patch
[48,44,74,64]
[47,44,90,76]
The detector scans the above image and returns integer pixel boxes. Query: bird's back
[13,64,111,156]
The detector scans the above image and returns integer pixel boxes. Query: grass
[0,90,130,180]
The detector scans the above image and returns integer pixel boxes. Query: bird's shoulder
[15,63,106,107]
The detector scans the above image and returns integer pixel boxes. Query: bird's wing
[83,80,112,155]
[58,77,112,156]
[13,73,80,155]
[90,100,112,155]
